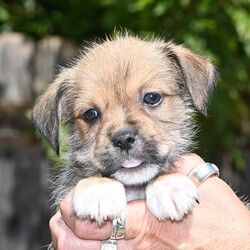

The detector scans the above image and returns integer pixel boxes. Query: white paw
[146,174,199,221]
[73,177,127,224]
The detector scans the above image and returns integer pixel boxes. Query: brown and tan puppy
[33,34,218,224]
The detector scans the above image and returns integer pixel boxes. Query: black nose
[112,130,137,151]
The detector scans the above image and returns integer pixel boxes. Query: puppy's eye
[82,108,100,123]
[143,92,162,106]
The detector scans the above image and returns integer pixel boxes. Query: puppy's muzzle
[112,129,137,152]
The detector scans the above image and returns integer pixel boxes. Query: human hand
[50,154,250,250]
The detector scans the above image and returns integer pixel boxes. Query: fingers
[60,193,148,241]
[174,153,223,204]
[174,153,205,175]
[50,210,102,250]
[60,190,113,241]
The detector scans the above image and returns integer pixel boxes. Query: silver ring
[101,213,126,250]
[188,162,219,186]
[101,239,117,250]
[110,212,126,240]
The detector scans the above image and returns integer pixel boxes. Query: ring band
[101,239,117,250]
[101,213,126,250]
[110,212,126,240]
[188,163,219,187]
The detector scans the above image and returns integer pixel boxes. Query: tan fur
[75,176,116,188]
[32,34,217,216]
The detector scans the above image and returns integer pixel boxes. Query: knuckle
[49,213,57,231]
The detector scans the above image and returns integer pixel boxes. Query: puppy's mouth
[99,137,166,186]
[121,159,143,168]
[112,160,162,186]
[100,154,163,186]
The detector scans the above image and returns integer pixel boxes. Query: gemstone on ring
[110,212,126,240]
[101,213,126,250]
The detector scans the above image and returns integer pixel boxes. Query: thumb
[174,153,205,175]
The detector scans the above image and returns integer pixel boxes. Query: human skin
[50,154,250,250]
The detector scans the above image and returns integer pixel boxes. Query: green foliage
[2,0,250,169]
[41,124,69,169]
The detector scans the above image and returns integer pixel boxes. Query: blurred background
[0,0,249,249]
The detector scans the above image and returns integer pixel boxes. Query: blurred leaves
[1,0,250,170]
[41,124,69,169]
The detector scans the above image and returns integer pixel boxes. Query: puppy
[32,34,218,225]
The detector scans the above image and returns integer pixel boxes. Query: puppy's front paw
[73,177,127,224]
[146,173,198,221]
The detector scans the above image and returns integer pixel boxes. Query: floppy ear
[32,75,70,155]
[166,44,218,115]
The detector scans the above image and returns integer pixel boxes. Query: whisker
[40,244,52,249]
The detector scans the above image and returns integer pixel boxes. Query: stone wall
[0,32,78,250]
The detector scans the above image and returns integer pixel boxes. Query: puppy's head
[33,35,218,186]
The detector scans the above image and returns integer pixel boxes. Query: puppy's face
[33,36,217,186]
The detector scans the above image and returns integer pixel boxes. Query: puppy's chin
[111,163,162,186]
